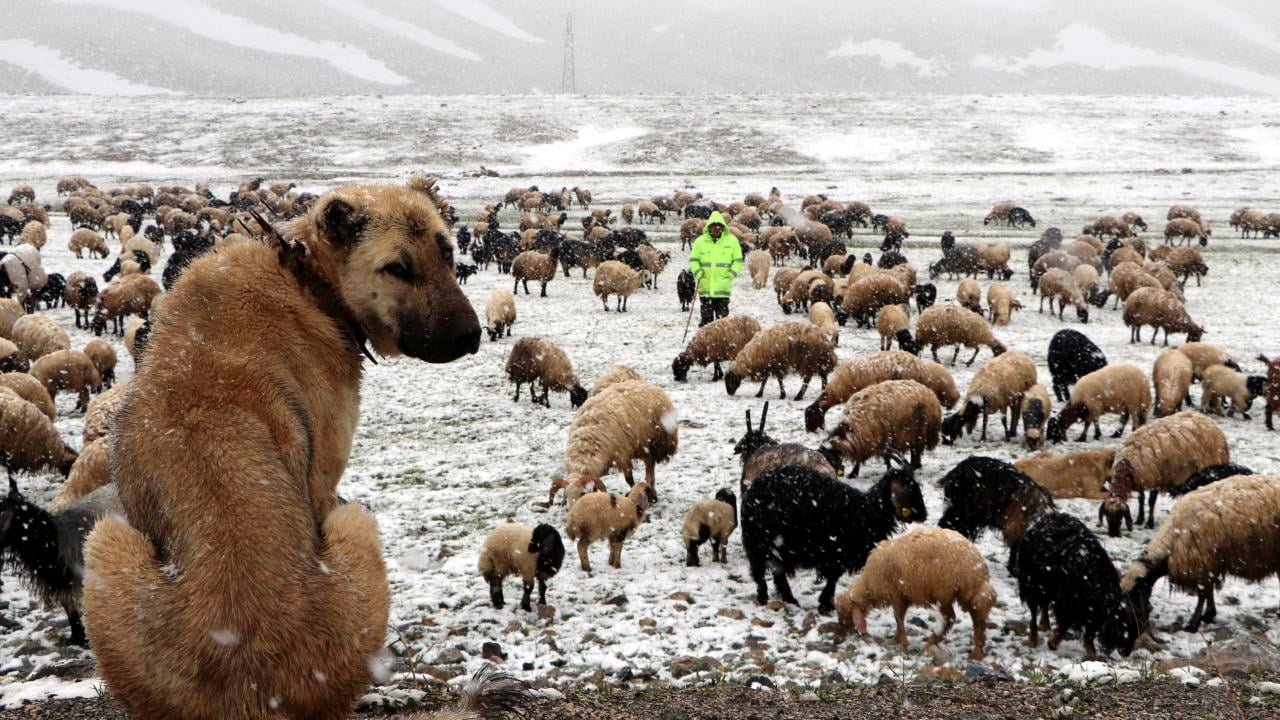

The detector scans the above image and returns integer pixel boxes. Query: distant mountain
[1,0,1278,96]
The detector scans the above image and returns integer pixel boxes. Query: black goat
[1011,512,1137,658]
[676,270,696,311]
[819,210,855,239]
[0,216,20,243]
[913,283,936,312]
[1047,329,1107,402]
[455,225,472,255]
[1008,207,1036,228]
[455,263,477,285]
[103,250,152,283]
[937,456,1055,548]
[162,233,215,290]
[1,477,121,645]
[742,461,925,614]
[684,203,714,220]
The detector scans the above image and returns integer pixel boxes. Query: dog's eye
[380,262,413,281]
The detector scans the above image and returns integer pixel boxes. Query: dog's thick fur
[82,179,480,720]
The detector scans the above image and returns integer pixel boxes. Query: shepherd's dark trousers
[699,297,730,327]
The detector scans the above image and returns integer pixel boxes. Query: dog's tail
[406,665,531,719]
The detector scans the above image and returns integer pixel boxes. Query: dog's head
[296,178,480,363]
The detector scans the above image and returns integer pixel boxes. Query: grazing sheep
[1123,287,1202,345]
[478,523,565,611]
[68,228,110,259]
[7,184,35,205]
[0,372,54,420]
[1104,411,1229,532]
[809,301,839,347]
[10,314,70,361]
[745,249,770,289]
[510,248,560,297]
[734,403,837,491]
[983,202,1015,226]
[1158,246,1208,286]
[1169,463,1255,497]
[937,456,1055,548]
[1177,342,1240,381]
[592,260,649,312]
[484,289,517,341]
[63,272,99,328]
[505,337,587,408]
[0,297,21,339]
[956,278,982,314]
[742,462,926,613]
[771,266,800,303]
[682,489,737,566]
[1107,263,1161,307]
[1259,354,1280,430]
[1030,250,1081,291]
[1164,217,1208,246]
[1152,348,1193,417]
[0,480,121,645]
[564,378,677,498]
[723,322,836,401]
[779,269,832,314]
[588,364,642,400]
[915,305,1006,367]
[0,338,26,373]
[875,305,914,352]
[804,351,957,432]
[1200,365,1265,420]
[0,388,77,476]
[29,349,101,412]
[941,352,1037,443]
[563,483,654,572]
[986,283,1020,326]
[835,527,995,660]
[1047,329,1107,403]
[91,274,161,337]
[1036,268,1089,323]
[1011,512,1137,658]
[672,314,760,382]
[839,273,911,328]
[1071,263,1100,298]
[823,380,942,474]
[1046,364,1151,443]
[51,437,111,512]
[1014,449,1114,499]
[1123,475,1280,635]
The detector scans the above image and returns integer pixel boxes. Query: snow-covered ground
[3,93,1280,706]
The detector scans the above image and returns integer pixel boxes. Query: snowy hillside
[1,0,1279,95]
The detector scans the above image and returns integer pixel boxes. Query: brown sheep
[1014,449,1114,499]
[29,349,102,412]
[0,371,55,420]
[484,289,516,341]
[477,523,564,611]
[1047,364,1151,443]
[63,271,100,328]
[682,489,737,565]
[511,247,560,297]
[1037,268,1090,323]
[68,228,110,259]
[0,387,77,476]
[92,274,161,337]
[986,283,1020,326]
[942,351,1037,442]
[823,379,942,474]
[1163,218,1208,246]
[876,304,912,351]
[563,378,677,498]
[746,249,771,289]
[840,273,911,328]
[804,351,958,432]
[52,436,112,512]
[11,314,71,360]
[836,527,995,660]
[592,260,649,312]
[1153,348,1193,417]
[1123,287,1202,345]
[1107,263,1162,308]
[723,322,837,401]
[0,338,27,373]
[564,483,654,572]
[672,315,761,382]
[505,337,587,408]
[1105,411,1228,532]
[956,278,982,314]
[0,297,22,339]
[82,381,130,446]
[915,305,1006,366]
[20,220,46,249]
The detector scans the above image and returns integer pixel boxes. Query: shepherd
[688,210,744,327]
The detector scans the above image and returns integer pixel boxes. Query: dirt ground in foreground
[3,678,1277,720]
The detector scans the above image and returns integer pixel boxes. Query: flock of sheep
[2,175,1279,695]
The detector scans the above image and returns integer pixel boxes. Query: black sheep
[455,225,472,255]
[558,240,598,278]
[676,269,696,311]
[819,210,854,239]
[810,240,846,266]
[937,456,1055,548]
[1008,207,1036,228]
[877,250,908,269]
[1011,512,1137,658]
[913,283,936,312]
[0,477,121,645]
[870,214,890,233]
[880,232,904,252]
[162,233,215,290]
[1047,329,1108,402]
[455,263,478,285]
[1169,463,1254,496]
[28,272,65,311]
[684,203,713,220]
[0,215,20,243]
[742,462,925,614]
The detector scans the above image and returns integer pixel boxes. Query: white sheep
[681,488,737,566]
[823,379,942,475]
[564,378,677,499]
[563,483,654,572]
[915,305,1006,367]
[484,289,517,341]
[592,260,649,312]
[723,322,836,401]
[477,523,565,611]
[1047,364,1151,443]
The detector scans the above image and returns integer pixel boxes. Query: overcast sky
[2,0,1279,95]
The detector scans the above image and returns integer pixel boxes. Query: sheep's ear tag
[900,507,911,519]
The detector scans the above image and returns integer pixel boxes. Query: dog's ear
[316,194,367,248]
[407,172,454,224]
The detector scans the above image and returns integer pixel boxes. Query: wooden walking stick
[682,275,700,342]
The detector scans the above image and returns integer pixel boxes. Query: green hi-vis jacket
[688,211,744,299]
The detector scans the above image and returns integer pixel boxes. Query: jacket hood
[705,211,728,229]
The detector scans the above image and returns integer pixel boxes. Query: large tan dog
[82,177,480,720]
